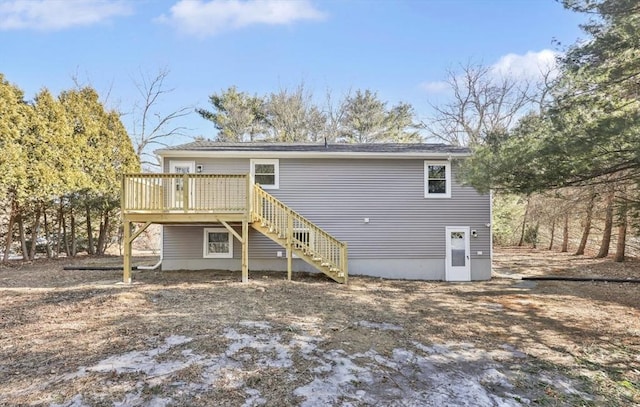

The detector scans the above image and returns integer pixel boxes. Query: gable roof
[155,141,470,159]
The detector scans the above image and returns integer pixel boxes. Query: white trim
[424,161,451,198]
[489,189,494,265]
[160,155,164,262]
[169,161,195,208]
[203,227,233,258]
[158,150,470,160]
[250,158,279,189]
[445,226,471,281]
[169,160,195,173]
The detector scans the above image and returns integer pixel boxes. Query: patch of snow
[87,335,197,377]
[242,388,266,407]
[52,322,587,407]
[146,397,172,407]
[164,335,192,346]
[294,343,528,407]
[50,394,88,407]
[294,349,373,406]
[412,341,450,354]
[238,320,272,330]
[112,392,145,407]
[224,328,292,368]
[481,368,514,388]
[500,344,527,358]
[356,320,403,331]
[289,333,320,355]
[540,374,593,400]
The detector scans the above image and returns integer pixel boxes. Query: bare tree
[422,62,532,146]
[130,68,191,169]
[264,83,326,142]
[320,88,349,143]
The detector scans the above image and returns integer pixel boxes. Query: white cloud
[490,49,559,81]
[420,49,560,95]
[156,0,326,37]
[420,81,449,94]
[0,0,133,31]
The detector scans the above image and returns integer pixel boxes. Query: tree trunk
[56,201,64,257]
[3,201,16,263]
[18,215,28,260]
[29,206,42,261]
[86,204,95,255]
[96,210,109,255]
[575,193,595,256]
[561,213,569,252]
[61,209,70,256]
[118,224,124,256]
[70,210,77,257]
[614,212,627,262]
[548,218,556,250]
[518,197,530,247]
[43,207,53,259]
[595,189,615,258]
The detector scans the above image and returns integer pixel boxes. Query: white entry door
[170,161,195,209]
[445,226,471,281]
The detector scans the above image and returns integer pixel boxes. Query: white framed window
[203,228,233,258]
[424,161,451,198]
[250,159,279,189]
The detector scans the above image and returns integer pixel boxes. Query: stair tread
[251,192,347,283]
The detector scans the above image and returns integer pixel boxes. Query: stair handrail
[252,184,348,281]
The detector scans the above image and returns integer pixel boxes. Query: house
[121,142,491,283]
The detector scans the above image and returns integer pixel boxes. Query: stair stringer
[250,222,346,283]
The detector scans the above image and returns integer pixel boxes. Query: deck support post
[122,221,152,284]
[286,213,293,281]
[123,220,132,284]
[341,242,349,284]
[242,220,249,283]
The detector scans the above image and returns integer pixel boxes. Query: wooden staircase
[251,185,348,283]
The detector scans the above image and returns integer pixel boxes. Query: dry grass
[0,248,638,406]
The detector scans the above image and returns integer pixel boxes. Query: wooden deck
[121,173,348,284]
[122,173,251,223]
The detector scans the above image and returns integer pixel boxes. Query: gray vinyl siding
[271,159,490,259]
[162,157,490,261]
[164,158,248,175]
[163,225,283,260]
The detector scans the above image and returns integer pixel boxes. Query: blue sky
[0,0,587,144]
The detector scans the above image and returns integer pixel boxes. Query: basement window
[424,161,451,198]
[203,228,233,258]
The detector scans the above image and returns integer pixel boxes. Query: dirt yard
[0,248,638,406]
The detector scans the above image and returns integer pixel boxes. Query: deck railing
[252,185,348,282]
[122,173,250,214]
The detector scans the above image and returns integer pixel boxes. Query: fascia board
[155,150,471,159]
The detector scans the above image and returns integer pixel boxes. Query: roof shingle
[156,141,469,154]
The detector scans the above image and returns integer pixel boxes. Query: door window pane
[450,231,466,267]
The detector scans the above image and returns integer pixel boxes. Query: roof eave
[154,150,471,159]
